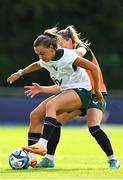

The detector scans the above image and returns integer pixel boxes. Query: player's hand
[95,90,104,105]
[24,83,42,98]
[7,72,20,84]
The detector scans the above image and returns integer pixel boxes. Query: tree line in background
[0,0,123,89]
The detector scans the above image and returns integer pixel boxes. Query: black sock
[89,126,114,156]
[47,121,62,155]
[41,117,57,141]
[28,132,41,146]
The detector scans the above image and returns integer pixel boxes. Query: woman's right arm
[7,61,41,84]
[74,57,104,105]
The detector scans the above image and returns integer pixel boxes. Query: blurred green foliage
[0,0,123,89]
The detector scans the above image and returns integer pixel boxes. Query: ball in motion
[9,149,30,169]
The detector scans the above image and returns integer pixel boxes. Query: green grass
[0,126,123,179]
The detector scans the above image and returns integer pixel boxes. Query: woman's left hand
[24,83,42,98]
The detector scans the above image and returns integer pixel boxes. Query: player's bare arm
[7,61,41,84]
[24,83,61,98]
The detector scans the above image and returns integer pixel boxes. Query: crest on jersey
[52,65,58,71]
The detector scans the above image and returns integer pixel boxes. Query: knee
[46,100,57,111]
[30,110,37,120]
[30,110,41,125]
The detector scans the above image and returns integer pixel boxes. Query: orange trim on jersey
[86,50,107,94]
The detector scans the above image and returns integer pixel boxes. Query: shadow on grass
[1,167,107,174]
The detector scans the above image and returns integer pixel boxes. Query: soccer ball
[9,149,30,169]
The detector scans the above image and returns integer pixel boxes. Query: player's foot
[22,143,47,156]
[30,157,37,168]
[36,157,54,168]
[108,159,120,169]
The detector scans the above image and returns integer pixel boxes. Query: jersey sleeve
[37,59,44,67]
[63,48,79,64]
[77,47,87,55]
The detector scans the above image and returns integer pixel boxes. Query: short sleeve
[77,47,87,55]
[63,48,79,64]
[37,59,44,67]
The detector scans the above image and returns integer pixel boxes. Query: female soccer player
[56,25,120,169]
[23,26,120,169]
[7,27,104,167]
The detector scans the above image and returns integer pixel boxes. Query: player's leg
[29,96,55,133]
[22,89,91,155]
[35,90,82,153]
[37,110,82,168]
[36,120,61,168]
[87,98,120,169]
[28,95,55,167]
[29,97,81,167]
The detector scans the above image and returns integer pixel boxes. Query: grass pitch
[0,125,123,179]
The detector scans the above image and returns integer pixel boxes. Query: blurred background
[0,0,123,125]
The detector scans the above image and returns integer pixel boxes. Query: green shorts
[73,88,92,109]
[79,93,107,116]
[88,93,107,113]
